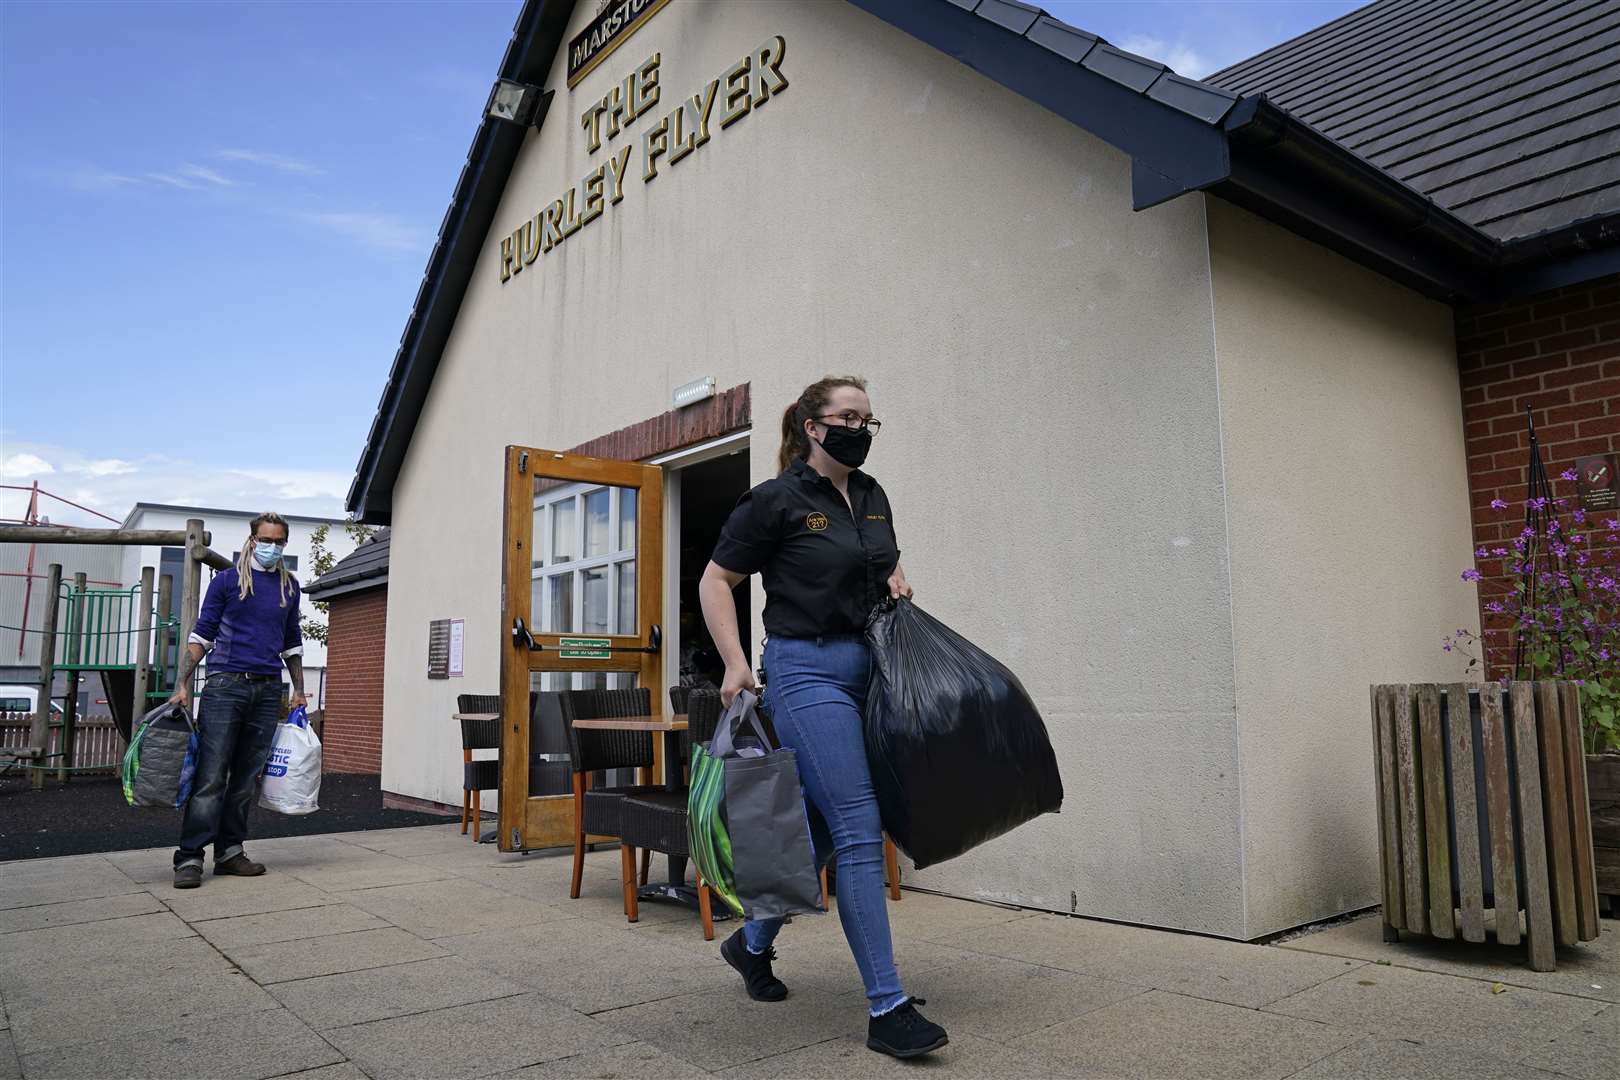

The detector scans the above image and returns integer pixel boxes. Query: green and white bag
[687,690,822,921]
[122,703,199,809]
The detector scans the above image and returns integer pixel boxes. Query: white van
[0,687,65,718]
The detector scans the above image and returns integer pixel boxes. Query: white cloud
[178,163,233,186]
[143,171,201,190]
[58,167,144,192]
[0,452,56,479]
[0,440,347,526]
[1118,34,1211,78]
[216,148,323,175]
[301,211,422,253]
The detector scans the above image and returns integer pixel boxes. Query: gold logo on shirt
[805,512,830,532]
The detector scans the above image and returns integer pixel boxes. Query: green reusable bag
[687,689,822,921]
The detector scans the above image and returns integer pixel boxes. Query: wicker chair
[558,687,664,901]
[456,694,502,841]
[617,688,725,937]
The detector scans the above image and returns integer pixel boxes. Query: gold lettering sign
[499,36,790,284]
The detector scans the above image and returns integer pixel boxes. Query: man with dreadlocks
[167,512,307,889]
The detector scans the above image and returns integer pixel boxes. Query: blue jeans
[174,673,282,867]
[743,634,906,1015]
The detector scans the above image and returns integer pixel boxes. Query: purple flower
[1462,569,1483,582]
[1476,546,1490,557]
[1561,468,1579,481]
[1486,601,1505,613]
[1491,498,1508,509]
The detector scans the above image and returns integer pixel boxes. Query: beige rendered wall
[1206,198,1478,938]
[384,0,1243,933]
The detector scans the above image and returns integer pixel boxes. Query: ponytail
[776,375,868,474]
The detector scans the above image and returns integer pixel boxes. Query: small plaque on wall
[1576,454,1619,512]
[427,619,451,679]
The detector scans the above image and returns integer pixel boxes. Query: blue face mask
[253,541,285,569]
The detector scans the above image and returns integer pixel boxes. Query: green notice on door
[559,637,611,659]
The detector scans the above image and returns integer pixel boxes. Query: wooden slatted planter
[1370,682,1602,971]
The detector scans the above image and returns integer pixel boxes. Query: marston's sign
[568,0,672,88]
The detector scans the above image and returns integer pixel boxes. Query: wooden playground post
[29,562,62,791]
[132,566,155,726]
[177,519,205,694]
[155,573,174,693]
[57,572,87,783]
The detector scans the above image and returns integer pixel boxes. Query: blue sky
[2,0,1364,526]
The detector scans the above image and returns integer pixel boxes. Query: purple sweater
[192,566,304,675]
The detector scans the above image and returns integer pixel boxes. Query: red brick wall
[1459,272,1620,674]
[322,586,387,773]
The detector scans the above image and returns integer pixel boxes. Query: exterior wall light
[673,376,717,408]
[487,80,551,128]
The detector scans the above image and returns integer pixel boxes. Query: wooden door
[499,446,664,852]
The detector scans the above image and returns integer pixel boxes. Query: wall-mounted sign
[499,35,790,284]
[448,618,465,677]
[568,0,672,88]
[427,619,451,679]
[559,636,612,659]
[1576,454,1618,512]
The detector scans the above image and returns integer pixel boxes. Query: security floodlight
[487,80,551,128]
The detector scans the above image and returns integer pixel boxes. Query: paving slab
[6,967,279,1054]
[0,911,195,983]
[1511,1003,1620,1080]
[843,955,1146,1042]
[1014,988,1359,1079]
[1278,911,1620,1003]
[720,1030,1122,1079]
[933,913,1364,1008]
[0,856,147,910]
[193,902,389,949]
[157,874,342,922]
[266,954,530,1030]
[885,891,1043,942]
[276,852,456,893]
[593,985,863,1072]
[771,934,980,996]
[16,1005,343,1080]
[0,891,163,934]
[496,1039,713,1078]
[1263,961,1612,1061]
[224,926,450,983]
[0,936,232,1011]
[337,823,467,855]
[0,1031,18,1080]
[437,920,735,1014]
[324,991,631,1080]
[1288,1035,1574,1080]
[337,876,571,939]
[101,846,186,884]
[274,1064,371,1080]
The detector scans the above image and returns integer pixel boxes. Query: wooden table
[570,713,721,919]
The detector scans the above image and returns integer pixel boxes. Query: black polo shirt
[712,458,901,638]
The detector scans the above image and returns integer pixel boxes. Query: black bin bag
[864,598,1062,869]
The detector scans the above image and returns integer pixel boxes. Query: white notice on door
[448,618,465,677]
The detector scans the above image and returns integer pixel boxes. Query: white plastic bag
[259,706,321,815]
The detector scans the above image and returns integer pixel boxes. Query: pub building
[343,0,1620,940]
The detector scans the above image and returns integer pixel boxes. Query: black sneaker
[720,928,788,1002]
[867,998,948,1059]
[173,864,202,890]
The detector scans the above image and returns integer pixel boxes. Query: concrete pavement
[1,823,1613,1079]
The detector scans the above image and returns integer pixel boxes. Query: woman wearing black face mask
[699,376,948,1060]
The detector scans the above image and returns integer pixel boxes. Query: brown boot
[214,852,266,876]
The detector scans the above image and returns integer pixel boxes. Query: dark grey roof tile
[943,0,979,10]
[1081,42,1166,92]
[1025,16,1099,62]
[974,0,1041,35]
[1146,72,1240,124]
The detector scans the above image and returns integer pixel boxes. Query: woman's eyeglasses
[816,412,882,435]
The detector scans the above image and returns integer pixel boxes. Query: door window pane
[582,567,610,636]
[530,577,543,621]
[552,497,577,564]
[619,489,637,553]
[532,504,546,568]
[617,561,636,634]
[584,488,610,558]
[549,574,574,633]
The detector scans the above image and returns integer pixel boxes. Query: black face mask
[817,424,872,468]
